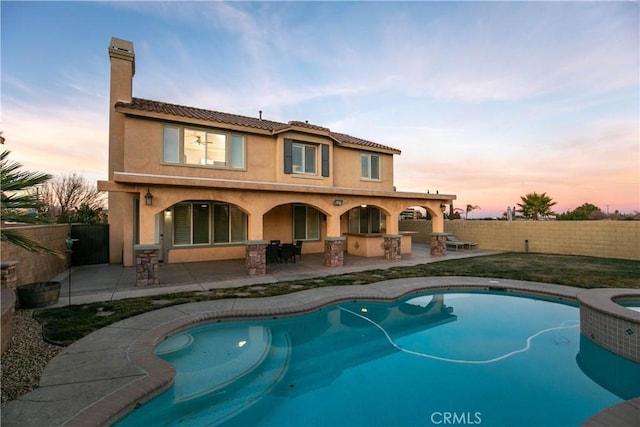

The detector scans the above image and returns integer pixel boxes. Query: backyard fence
[400,220,640,261]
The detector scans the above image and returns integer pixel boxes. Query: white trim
[112,171,444,200]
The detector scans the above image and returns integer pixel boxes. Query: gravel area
[1,309,65,407]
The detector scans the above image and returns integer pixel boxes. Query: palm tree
[517,192,557,220]
[1,150,60,255]
[465,204,480,219]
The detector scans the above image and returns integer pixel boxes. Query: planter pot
[16,282,61,309]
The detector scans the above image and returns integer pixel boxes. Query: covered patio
[51,243,495,306]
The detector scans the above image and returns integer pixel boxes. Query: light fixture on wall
[333,199,343,206]
[144,188,153,206]
[440,203,447,213]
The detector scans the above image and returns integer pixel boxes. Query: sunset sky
[2,1,638,217]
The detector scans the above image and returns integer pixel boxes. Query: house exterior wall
[115,117,396,193]
[102,37,454,268]
[332,145,395,191]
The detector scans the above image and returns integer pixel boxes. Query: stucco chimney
[108,37,135,178]
[108,37,135,104]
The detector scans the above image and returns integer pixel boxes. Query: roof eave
[334,140,401,155]
[114,105,275,135]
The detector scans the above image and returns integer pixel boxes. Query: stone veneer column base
[429,233,448,256]
[324,237,346,267]
[134,245,160,287]
[383,235,402,261]
[1,261,19,289]
[245,241,267,275]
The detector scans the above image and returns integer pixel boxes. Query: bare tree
[36,172,105,221]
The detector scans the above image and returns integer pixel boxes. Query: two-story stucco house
[98,38,455,283]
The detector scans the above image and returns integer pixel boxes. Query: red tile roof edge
[115,97,400,153]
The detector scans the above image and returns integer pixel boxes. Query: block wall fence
[0,224,69,287]
[399,220,640,261]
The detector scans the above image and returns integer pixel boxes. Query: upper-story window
[361,153,380,180]
[163,125,245,169]
[284,139,330,177]
[292,142,317,174]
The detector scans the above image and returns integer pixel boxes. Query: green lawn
[35,253,639,345]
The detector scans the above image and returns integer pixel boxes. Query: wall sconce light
[440,203,447,213]
[333,199,343,206]
[144,188,153,206]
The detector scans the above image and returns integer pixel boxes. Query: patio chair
[280,243,296,263]
[446,234,477,250]
[266,244,280,264]
[294,240,303,261]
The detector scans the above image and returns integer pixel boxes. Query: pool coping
[2,277,638,426]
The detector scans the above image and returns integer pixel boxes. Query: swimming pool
[117,291,639,426]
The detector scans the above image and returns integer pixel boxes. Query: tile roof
[116,97,400,153]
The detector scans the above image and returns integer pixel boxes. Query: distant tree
[448,205,463,220]
[557,203,604,220]
[517,192,556,220]
[72,203,107,224]
[0,150,60,255]
[465,204,480,219]
[36,172,105,222]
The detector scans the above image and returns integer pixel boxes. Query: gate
[70,224,109,266]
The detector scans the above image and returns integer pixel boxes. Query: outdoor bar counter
[344,232,416,257]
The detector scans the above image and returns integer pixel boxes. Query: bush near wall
[0,224,69,286]
[399,220,640,261]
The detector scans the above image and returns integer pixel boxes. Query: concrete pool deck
[2,249,639,426]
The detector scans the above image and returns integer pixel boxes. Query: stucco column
[324,237,346,267]
[431,211,445,233]
[430,233,448,256]
[383,234,402,261]
[385,211,401,234]
[326,212,341,237]
[245,240,267,275]
[139,205,158,245]
[247,212,265,241]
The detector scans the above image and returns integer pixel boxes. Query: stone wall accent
[324,237,346,267]
[1,261,19,289]
[245,241,267,275]
[0,224,68,286]
[134,245,160,287]
[578,288,640,363]
[383,235,402,261]
[399,220,640,261]
[429,233,447,256]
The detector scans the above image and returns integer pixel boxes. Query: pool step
[166,326,273,403]
[179,331,291,425]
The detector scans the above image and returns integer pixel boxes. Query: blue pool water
[117,292,640,427]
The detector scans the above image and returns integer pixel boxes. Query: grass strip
[34,253,639,345]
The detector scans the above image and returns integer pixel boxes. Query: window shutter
[321,144,329,177]
[284,139,293,174]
